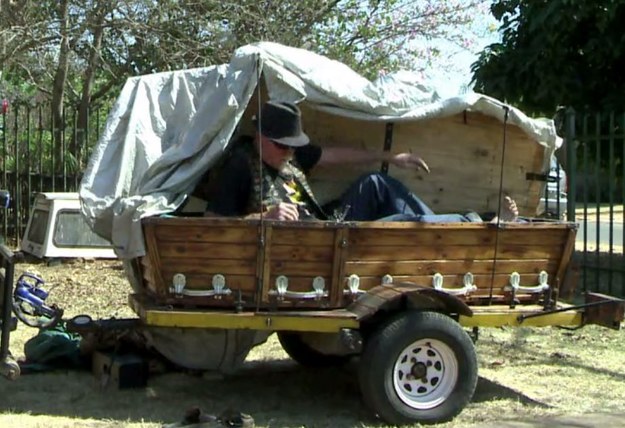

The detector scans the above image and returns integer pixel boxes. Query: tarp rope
[488,106,510,305]
[255,55,265,312]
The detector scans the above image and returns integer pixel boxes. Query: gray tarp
[80,42,560,259]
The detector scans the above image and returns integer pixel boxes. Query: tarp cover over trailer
[79,42,561,260]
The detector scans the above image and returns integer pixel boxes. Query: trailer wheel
[278,332,351,367]
[359,311,477,425]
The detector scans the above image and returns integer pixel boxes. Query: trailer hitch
[517,292,624,330]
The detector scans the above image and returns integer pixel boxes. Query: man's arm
[317,147,430,173]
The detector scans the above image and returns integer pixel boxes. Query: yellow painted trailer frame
[130,296,587,332]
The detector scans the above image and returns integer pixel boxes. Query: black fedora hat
[254,101,309,147]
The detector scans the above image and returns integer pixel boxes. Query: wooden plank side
[162,258,257,276]
[261,225,273,303]
[554,228,578,298]
[346,244,562,261]
[143,217,260,228]
[140,256,157,293]
[347,228,569,247]
[154,225,259,243]
[330,228,348,307]
[158,243,258,259]
[271,244,334,262]
[143,224,167,295]
[345,259,559,276]
[344,222,575,231]
[270,260,333,276]
[271,228,336,246]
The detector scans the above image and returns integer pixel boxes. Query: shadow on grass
[0,356,559,427]
[473,377,552,408]
[0,358,367,427]
[484,327,625,382]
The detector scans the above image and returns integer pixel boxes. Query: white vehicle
[20,192,116,260]
[537,157,567,219]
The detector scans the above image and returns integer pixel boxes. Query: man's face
[258,134,294,169]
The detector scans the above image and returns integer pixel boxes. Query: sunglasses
[271,140,293,151]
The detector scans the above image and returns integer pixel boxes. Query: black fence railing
[0,102,105,245]
[565,109,625,298]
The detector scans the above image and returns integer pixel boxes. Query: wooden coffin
[138,217,577,310]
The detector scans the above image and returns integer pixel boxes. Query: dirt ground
[1,259,624,428]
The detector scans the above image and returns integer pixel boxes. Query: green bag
[23,321,83,371]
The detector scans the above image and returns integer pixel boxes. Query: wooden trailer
[120,93,625,426]
[75,44,624,425]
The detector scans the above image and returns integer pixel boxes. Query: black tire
[278,332,351,368]
[359,311,477,425]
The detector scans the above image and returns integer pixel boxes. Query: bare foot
[491,196,519,223]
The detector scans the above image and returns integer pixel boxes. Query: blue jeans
[338,173,478,223]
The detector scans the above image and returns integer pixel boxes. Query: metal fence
[0,102,105,244]
[565,109,625,298]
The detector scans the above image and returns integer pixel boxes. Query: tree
[1,0,492,170]
[314,0,491,79]
[471,0,625,116]
[3,1,491,104]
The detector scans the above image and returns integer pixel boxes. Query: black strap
[380,122,394,174]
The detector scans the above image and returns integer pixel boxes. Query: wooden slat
[345,259,559,276]
[270,244,335,262]
[260,225,273,303]
[155,225,259,243]
[555,228,577,297]
[347,228,568,247]
[331,228,348,307]
[143,217,260,228]
[346,244,562,261]
[158,243,258,259]
[340,222,575,231]
[140,256,151,269]
[269,260,333,276]
[143,224,167,295]
[271,228,336,246]
[162,258,257,276]
[140,256,156,292]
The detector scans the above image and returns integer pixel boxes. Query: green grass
[1,260,624,427]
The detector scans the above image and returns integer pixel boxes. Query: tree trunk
[75,9,106,168]
[51,0,70,175]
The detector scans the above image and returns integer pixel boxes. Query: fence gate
[0,102,104,246]
[565,109,625,298]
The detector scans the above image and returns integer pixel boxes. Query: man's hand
[264,202,300,221]
[390,153,430,173]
